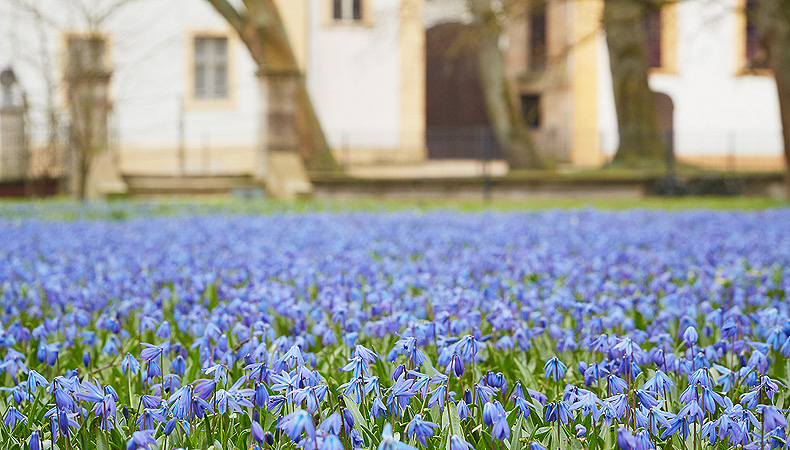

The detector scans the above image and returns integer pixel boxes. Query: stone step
[123,174,262,196]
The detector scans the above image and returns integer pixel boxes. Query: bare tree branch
[205,0,247,36]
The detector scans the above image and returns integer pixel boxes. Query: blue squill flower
[342,357,369,378]
[251,420,265,445]
[377,422,418,450]
[492,416,510,441]
[139,343,164,362]
[406,414,438,447]
[3,406,26,428]
[278,409,315,442]
[371,396,387,419]
[318,412,342,435]
[446,354,464,377]
[682,326,699,347]
[448,435,473,450]
[29,430,40,450]
[642,370,675,397]
[127,430,157,450]
[136,408,165,431]
[543,357,566,381]
[121,353,140,375]
[635,389,660,409]
[617,427,636,450]
[760,405,788,430]
[545,401,573,424]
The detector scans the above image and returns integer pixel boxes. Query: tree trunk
[603,0,664,166]
[208,0,337,171]
[468,0,544,170]
[758,0,790,199]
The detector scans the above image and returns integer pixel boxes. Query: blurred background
[0,0,788,201]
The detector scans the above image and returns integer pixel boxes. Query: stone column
[255,70,300,181]
[255,70,312,200]
[67,70,112,199]
[0,105,27,181]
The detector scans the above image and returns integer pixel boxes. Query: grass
[0,195,786,221]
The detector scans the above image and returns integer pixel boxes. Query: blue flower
[492,416,510,441]
[760,405,788,430]
[3,406,26,428]
[448,435,474,450]
[378,423,417,450]
[278,410,315,442]
[446,353,464,377]
[617,427,636,450]
[139,343,164,362]
[406,414,439,447]
[682,326,698,347]
[543,357,566,382]
[126,430,157,450]
[30,431,40,450]
[121,353,140,375]
[635,389,660,409]
[251,420,266,445]
[545,401,573,424]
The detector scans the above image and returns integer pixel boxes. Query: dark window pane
[333,0,343,20]
[195,65,206,98]
[745,0,768,69]
[215,64,227,97]
[643,10,662,68]
[529,6,547,70]
[352,0,362,21]
[520,94,541,128]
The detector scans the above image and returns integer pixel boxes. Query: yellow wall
[274,0,308,72]
[654,3,678,74]
[571,0,603,167]
[400,0,426,161]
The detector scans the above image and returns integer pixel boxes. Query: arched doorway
[425,23,502,159]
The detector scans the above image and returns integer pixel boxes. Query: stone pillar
[67,70,113,199]
[0,105,27,181]
[256,70,312,199]
[255,70,300,179]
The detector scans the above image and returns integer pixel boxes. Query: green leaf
[448,402,462,436]
[96,433,109,450]
[509,415,524,450]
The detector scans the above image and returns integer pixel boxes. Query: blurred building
[0,0,785,194]
[0,0,425,188]
[425,0,784,170]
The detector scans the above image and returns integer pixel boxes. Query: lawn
[0,202,788,450]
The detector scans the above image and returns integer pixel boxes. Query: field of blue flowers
[1,207,790,450]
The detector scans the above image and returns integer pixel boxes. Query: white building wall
[0,0,408,175]
[306,0,403,151]
[597,0,784,159]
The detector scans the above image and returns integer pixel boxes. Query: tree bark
[603,0,664,166]
[757,0,790,199]
[467,0,544,170]
[206,0,337,171]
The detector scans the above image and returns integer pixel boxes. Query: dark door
[425,23,502,159]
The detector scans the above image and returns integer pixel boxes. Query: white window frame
[185,30,237,110]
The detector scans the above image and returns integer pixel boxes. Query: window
[520,94,541,128]
[745,0,768,69]
[194,36,228,100]
[644,10,662,69]
[332,0,364,23]
[66,35,108,74]
[528,5,547,71]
